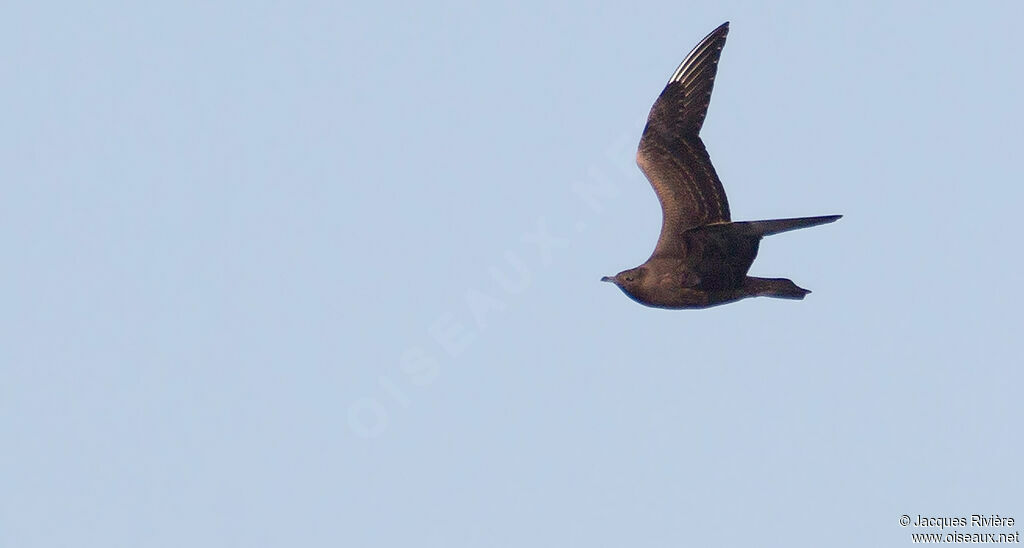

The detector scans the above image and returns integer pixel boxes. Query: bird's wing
[637,22,732,258]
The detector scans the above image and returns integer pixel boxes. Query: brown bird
[602,22,841,309]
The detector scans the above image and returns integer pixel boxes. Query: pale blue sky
[2,2,1022,547]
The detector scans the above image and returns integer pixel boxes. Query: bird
[602,21,841,309]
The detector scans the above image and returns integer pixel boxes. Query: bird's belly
[638,287,711,309]
[638,286,751,309]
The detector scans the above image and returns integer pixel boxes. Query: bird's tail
[731,215,842,237]
[745,277,811,300]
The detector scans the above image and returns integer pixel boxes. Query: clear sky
[2,1,1022,547]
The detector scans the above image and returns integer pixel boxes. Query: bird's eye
[625,276,633,282]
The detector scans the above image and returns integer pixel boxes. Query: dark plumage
[602,22,841,309]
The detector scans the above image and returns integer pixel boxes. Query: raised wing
[637,22,732,258]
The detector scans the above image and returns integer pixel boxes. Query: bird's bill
[600,276,614,283]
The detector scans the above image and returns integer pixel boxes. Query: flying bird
[602,22,841,309]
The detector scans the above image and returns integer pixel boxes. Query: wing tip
[712,21,730,40]
[668,22,731,83]
[707,21,730,39]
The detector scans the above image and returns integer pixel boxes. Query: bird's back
[680,225,761,290]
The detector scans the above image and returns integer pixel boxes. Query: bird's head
[601,266,648,297]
